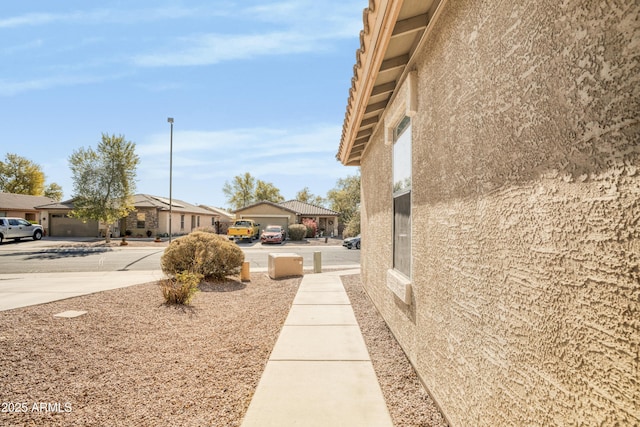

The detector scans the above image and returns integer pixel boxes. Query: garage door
[50,214,99,237]
[248,217,290,235]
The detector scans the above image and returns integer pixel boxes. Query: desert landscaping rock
[343,274,448,427]
[0,272,447,426]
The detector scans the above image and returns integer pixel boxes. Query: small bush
[161,231,244,280]
[288,224,307,241]
[160,271,203,305]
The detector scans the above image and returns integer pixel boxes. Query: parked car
[261,225,285,244]
[0,217,44,244]
[343,234,361,249]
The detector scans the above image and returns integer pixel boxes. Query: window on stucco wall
[393,115,412,278]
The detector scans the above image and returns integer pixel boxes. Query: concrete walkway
[0,270,164,311]
[241,270,393,427]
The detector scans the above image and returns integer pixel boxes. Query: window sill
[386,269,412,304]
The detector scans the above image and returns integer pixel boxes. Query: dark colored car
[342,235,361,249]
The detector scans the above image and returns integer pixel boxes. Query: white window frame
[392,116,412,278]
[383,71,417,305]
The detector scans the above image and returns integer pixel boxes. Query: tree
[44,183,64,201]
[326,173,360,235]
[0,153,64,198]
[223,173,287,209]
[223,172,256,210]
[343,206,361,237]
[296,187,325,207]
[255,180,284,203]
[0,153,45,195]
[68,133,140,242]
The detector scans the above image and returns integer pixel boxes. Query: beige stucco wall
[359,1,639,425]
[236,204,296,220]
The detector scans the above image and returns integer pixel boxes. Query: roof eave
[338,0,445,166]
[338,0,401,166]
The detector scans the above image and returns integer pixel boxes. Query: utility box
[268,253,303,279]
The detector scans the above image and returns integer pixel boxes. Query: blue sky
[1,1,363,209]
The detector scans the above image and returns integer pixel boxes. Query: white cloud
[2,39,44,54]
[244,1,362,37]
[0,72,128,96]
[132,1,362,67]
[0,7,222,29]
[136,124,344,186]
[138,125,340,158]
[0,12,58,28]
[133,31,317,67]
[1,1,362,94]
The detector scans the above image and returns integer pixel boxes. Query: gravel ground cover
[342,274,448,427]
[0,274,300,426]
[1,271,447,426]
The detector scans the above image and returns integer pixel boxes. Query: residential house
[36,198,112,237]
[233,200,340,236]
[122,194,215,237]
[36,194,215,238]
[337,1,639,425]
[0,193,57,225]
[199,205,235,234]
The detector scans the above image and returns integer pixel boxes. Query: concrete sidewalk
[0,270,164,311]
[241,270,393,427]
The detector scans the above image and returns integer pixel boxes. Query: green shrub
[288,224,307,241]
[160,271,203,305]
[161,231,244,280]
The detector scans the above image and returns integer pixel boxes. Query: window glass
[393,116,412,195]
[137,212,146,229]
[393,116,412,277]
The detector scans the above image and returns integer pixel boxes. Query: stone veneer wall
[124,208,159,234]
[359,1,639,425]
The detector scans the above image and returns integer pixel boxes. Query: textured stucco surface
[359,1,639,425]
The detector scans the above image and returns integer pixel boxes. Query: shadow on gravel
[199,279,247,293]
[158,303,199,315]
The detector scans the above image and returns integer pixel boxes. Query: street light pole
[167,117,174,243]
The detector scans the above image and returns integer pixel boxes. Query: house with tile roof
[0,193,57,225]
[35,198,104,237]
[35,194,216,238]
[336,0,639,425]
[121,194,216,237]
[233,200,340,237]
[199,205,235,234]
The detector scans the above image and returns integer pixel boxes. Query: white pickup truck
[0,217,44,244]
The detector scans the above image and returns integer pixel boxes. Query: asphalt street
[0,238,361,311]
[0,238,360,274]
